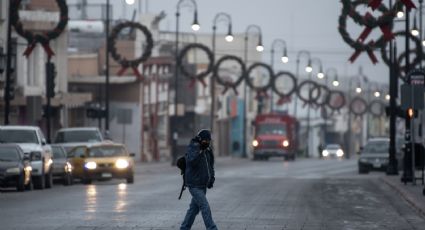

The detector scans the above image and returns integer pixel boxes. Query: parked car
[54,127,104,153]
[358,138,402,174]
[0,126,53,189]
[67,142,135,184]
[321,144,344,159]
[51,145,73,186]
[0,144,33,191]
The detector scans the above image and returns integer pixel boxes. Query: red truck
[252,113,298,161]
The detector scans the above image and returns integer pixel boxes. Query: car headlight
[322,150,329,157]
[115,159,129,169]
[65,162,73,172]
[6,167,20,174]
[252,140,259,147]
[337,149,344,157]
[282,140,289,147]
[85,161,97,170]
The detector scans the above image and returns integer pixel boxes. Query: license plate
[373,162,381,168]
[101,173,112,178]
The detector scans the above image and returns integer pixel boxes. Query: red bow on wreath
[117,65,144,81]
[369,0,416,11]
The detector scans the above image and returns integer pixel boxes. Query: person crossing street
[180,129,217,230]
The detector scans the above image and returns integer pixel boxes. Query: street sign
[401,69,425,110]
[400,84,424,110]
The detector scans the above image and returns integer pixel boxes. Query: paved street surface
[1,157,425,230]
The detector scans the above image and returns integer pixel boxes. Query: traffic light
[407,108,418,119]
[46,62,56,98]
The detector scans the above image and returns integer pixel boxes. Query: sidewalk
[381,174,425,216]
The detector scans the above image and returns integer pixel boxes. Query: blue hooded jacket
[184,139,215,188]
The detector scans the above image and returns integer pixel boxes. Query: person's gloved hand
[207,177,215,189]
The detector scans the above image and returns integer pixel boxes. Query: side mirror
[23,156,30,161]
[30,151,42,161]
[41,139,47,146]
[129,153,136,157]
[79,154,86,159]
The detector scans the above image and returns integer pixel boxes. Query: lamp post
[243,25,263,158]
[347,73,363,159]
[270,39,288,112]
[175,0,199,117]
[170,0,199,165]
[366,81,380,139]
[323,68,338,144]
[294,50,311,119]
[211,12,233,134]
[104,0,111,135]
[3,1,13,125]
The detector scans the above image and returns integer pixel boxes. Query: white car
[322,144,344,158]
[54,127,104,153]
[0,126,53,189]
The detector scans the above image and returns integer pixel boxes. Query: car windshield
[88,146,127,157]
[0,130,38,144]
[52,146,66,159]
[326,144,341,150]
[257,124,287,135]
[0,147,19,161]
[364,141,389,153]
[54,130,102,143]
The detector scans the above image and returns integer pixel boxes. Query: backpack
[176,156,186,200]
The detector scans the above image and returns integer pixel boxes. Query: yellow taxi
[67,142,135,184]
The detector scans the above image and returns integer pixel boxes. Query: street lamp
[171,0,199,164]
[332,77,340,87]
[270,39,289,65]
[125,0,135,5]
[397,9,405,18]
[243,24,263,158]
[305,59,313,73]
[211,12,233,133]
[325,68,339,87]
[411,11,419,36]
[356,83,362,93]
[311,58,324,79]
[270,38,289,112]
[294,50,311,118]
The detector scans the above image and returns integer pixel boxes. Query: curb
[381,176,425,217]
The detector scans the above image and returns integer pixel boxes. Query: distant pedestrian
[180,129,217,230]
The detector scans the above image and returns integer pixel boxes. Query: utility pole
[4,1,13,125]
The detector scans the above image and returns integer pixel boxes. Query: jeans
[180,187,217,230]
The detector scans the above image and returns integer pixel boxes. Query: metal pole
[403,7,414,183]
[243,35,248,158]
[105,0,110,132]
[347,79,352,159]
[46,60,52,143]
[294,59,299,118]
[174,9,180,118]
[211,24,217,134]
[307,72,311,158]
[270,48,275,112]
[4,1,12,125]
[387,0,398,175]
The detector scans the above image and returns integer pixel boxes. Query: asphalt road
[1,157,425,230]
